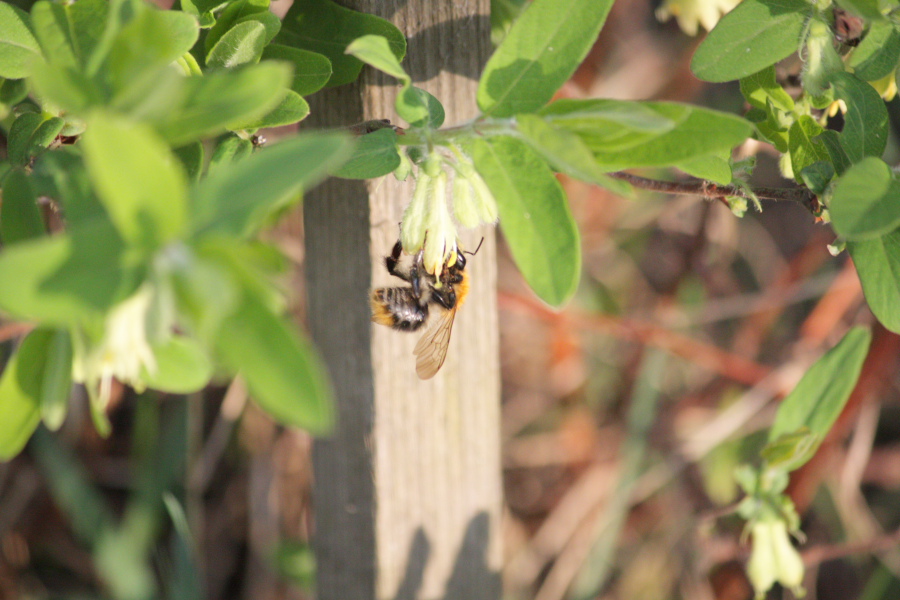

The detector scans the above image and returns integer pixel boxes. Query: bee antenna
[465,237,485,256]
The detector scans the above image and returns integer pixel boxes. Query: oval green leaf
[82,113,188,250]
[830,71,889,163]
[229,90,309,130]
[155,62,292,147]
[17,327,73,431]
[478,0,614,116]
[0,219,133,324]
[0,347,41,460]
[277,0,406,88]
[465,136,580,306]
[215,292,334,433]
[262,44,332,96]
[345,34,409,82]
[849,20,900,82]
[143,336,213,394]
[547,101,753,170]
[332,127,400,179]
[1,168,45,244]
[787,115,828,183]
[691,0,810,83]
[206,20,267,69]
[767,327,871,470]
[830,157,900,240]
[0,3,41,79]
[192,133,353,237]
[516,113,632,194]
[848,230,900,333]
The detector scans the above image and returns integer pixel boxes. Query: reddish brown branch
[609,172,822,215]
[801,526,900,567]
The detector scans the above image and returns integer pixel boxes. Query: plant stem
[605,172,822,214]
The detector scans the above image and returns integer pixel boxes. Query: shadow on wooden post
[303,2,501,600]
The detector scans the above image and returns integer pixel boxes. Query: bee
[370,239,478,379]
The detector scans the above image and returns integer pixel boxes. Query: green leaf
[767,327,871,467]
[0,77,28,107]
[204,0,270,56]
[397,86,444,128]
[344,35,443,127]
[32,148,106,226]
[228,90,309,130]
[206,20,267,69]
[332,127,400,179]
[82,114,188,250]
[0,3,41,79]
[787,115,828,183]
[830,71,889,163]
[515,113,632,194]
[835,0,884,20]
[7,112,43,166]
[208,135,254,177]
[215,292,334,433]
[848,230,900,333]
[491,0,527,46]
[1,168,45,244]
[262,44,332,96]
[0,219,134,325]
[691,0,810,83]
[539,98,675,134]
[143,336,213,394]
[235,11,281,45]
[849,20,900,82]
[17,327,73,431]
[173,142,205,183]
[277,0,406,88]
[344,33,409,81]
[799,161,834,196]
[31,0,110,72]
[465,136,580,306]
[478,0,614,116]
[818,130,851,176]
[0,346,41,460]
[26,116,65,160]
[544,100,752,170]
[192,133,352,237]
[154,62,292,146]
[761,429,819,472]
[29,61,102,114]
[830,157,900,240]
[106,6,199,93]
[6,112,66,166]
[676,155,733,185]
[740,66,795,111]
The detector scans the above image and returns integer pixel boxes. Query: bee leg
[385,240,411,283]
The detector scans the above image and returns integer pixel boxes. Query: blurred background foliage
[2,0,900,599]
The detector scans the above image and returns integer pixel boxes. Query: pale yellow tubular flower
[870,71,897,101]
[747,517,805,599]
[656,0,741,36]
[73,284,158,408]
[423,170,456,276]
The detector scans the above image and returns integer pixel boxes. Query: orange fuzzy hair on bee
[454,269,470,308]
[370,290,396,327]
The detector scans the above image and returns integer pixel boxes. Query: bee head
[430,282,457,310]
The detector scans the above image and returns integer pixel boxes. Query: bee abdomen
[370,287,429,331]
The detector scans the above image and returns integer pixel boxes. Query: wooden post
[303,3,501,600]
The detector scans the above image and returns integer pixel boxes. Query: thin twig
[608,172,822,215]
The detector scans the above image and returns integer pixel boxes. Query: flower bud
[401,172,431,253]
[452,177,481,228]
[747,517,805,599]
[423,170,456,276]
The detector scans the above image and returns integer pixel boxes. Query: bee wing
[413,307,457,379]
